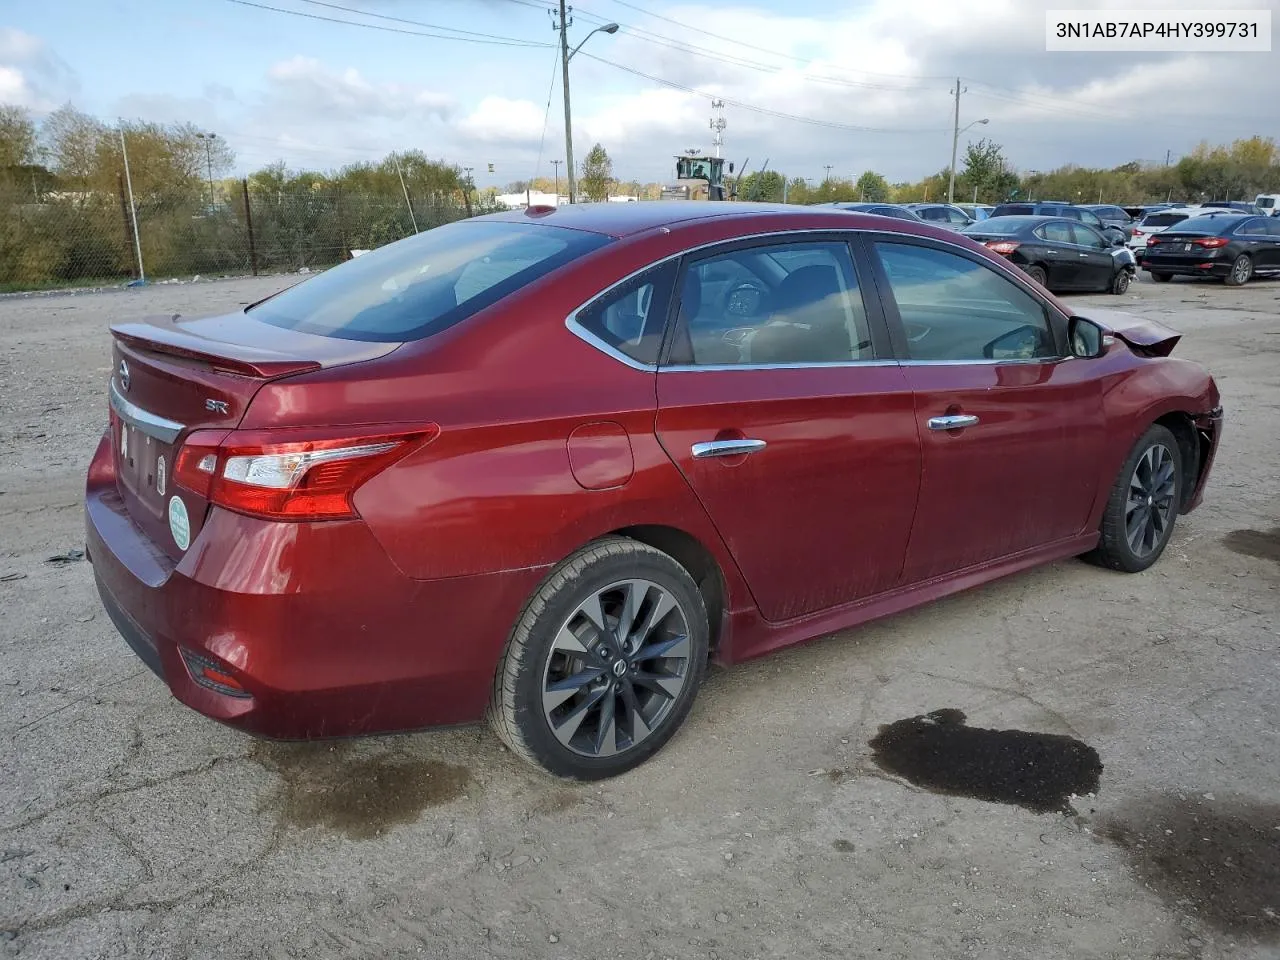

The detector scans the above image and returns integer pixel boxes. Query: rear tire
[1225,254,1253,286]
[1024,265,1048,287]
[1149,271,1171,283]
[1109,269,1131,295]
[488,537,709,779]
[1085,424,1182,573]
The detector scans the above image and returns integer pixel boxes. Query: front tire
[1086,424,1182,573]
[1225,253,1253,286]
[488,537,709,779]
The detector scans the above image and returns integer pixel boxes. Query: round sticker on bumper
[168,495,191,551]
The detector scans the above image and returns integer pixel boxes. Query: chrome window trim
[562,226,1063,372]
[109,378,184,443]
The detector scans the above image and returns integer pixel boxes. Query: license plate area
[114,418,173,515]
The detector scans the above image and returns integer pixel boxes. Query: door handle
[927,414,980,431]
[691,438,767,459]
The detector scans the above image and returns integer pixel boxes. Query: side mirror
[1068,316,1105,358]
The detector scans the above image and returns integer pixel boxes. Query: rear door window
[1038,221,1073,244]
[574,263,677,366]
[250,220,610,342]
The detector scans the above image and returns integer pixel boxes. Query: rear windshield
[1141,212,1191,227]
[960,217,1035,234]
[249,220,611,342]
[1165,215,1241,233]
[992,204,1035,216]
[1259,197,1276,209]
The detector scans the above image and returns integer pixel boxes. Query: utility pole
[823,164,833,183]
[1165,149,1172,166]
[196,132,218,210]
[393,154,419,233]
[551,159,562,200]
[556,0,576,203]
[947,77,965,204]
[119,123,144,283]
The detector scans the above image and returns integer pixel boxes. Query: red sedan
[86,202,1222,779]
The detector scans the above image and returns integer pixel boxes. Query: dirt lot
[1,272,1277,960]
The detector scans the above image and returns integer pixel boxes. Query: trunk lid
[107,310,399,560]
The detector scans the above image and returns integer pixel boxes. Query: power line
[294,0,551,44]
[222,0,552,47]
[577,51,944,134]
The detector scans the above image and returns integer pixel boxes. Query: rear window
[1141,212,1190,227]
[992,204,1035,216]
[249,220,610,342]
[1258,197,1276,209]
[1167,215,1240,233]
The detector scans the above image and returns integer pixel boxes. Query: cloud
[457,96,549,145]
[264,56,453,121]
[0,27,78,112]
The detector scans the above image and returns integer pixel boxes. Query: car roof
[481,200,949,239]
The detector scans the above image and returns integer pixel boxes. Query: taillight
[1195,237,1229,248]
[985,241,1020,255]
[175,426,436,521]
[1132,228,1145,236]
[1147,236,1161,246]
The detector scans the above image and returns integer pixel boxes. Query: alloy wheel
[541,579,692,758]
[1124,443,1177,558]
[1231,255,1252,285]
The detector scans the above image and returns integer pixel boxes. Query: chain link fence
[0,180,484,293]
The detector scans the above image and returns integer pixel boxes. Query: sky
[2,0,1278,189]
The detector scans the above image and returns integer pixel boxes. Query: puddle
[1223,528,1280,564]
[868,708,1102,814]
[252,741,471,840]
[1099,795,1280,940]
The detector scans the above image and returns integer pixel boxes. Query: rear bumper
[85,432,547,739]
[1142,257,1230,278]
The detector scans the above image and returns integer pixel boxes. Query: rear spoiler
[1073,308,1181,357]
[111,315,323,378]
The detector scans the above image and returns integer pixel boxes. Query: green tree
[854,170,891,201]
[736,169,786,202]
[0,105,38,169]
[579,143,613,202]
[959,139,1018,203]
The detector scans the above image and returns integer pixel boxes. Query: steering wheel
[721,280,767,320]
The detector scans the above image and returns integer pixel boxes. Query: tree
[854,170,891,202]
[736,169,786,202]
[959,139,1018,203]
[579,143,613,202]
[0,105,38,169]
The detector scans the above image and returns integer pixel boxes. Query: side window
[922,208,947,222]
[874,242,1058,363]
[947,208,969,224]
[1060,207,1082,220]
[1239,218,1268,236]
[1265,219,1280,236]
[674,241,873,366]
[1040,221,1073,244]
[574,263,675,365]
[1069,223,1106,248]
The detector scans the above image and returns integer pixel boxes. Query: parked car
[904,203,975,230]
[1198,200,1261,215]
[955,203,995,221]
[86,202,1223,779]
[824,201,925,222]
[987,202,1128,246]
[1143,210,1280,285]
[1255,194,1280,216]
[960,215,1136,293]
[1080,204,1137,238]
[1128,206,1201,261]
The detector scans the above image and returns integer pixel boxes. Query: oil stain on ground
[868,709,1102,814]
[1223,528,1280,564]
[252,741,471,840]
[1099,795,1280,940]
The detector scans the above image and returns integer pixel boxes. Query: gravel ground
[1,273,1277,960]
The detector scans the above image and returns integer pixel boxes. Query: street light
[558,8,618,203]
[947,117,988,203]
[195,132,218,211]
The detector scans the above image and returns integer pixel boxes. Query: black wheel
[1024,264,1048,287]
[1225,253,1253,286]
[1109,269,1131,295]
[1085,424,1182,573]
[488,537,709,779]
[1149,271,1171,283]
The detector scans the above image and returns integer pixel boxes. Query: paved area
[1,272,1277,959]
